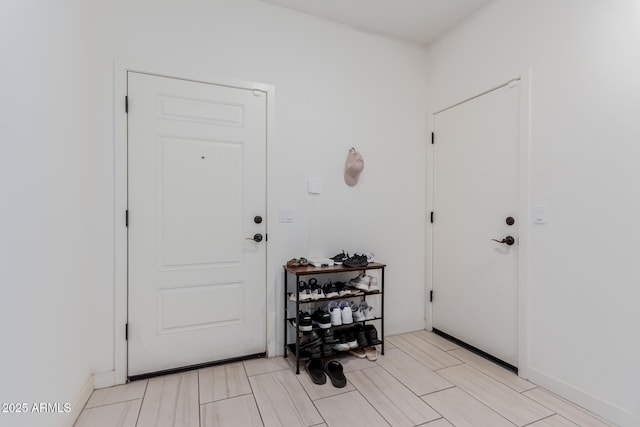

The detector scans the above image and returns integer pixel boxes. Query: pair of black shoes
[353,324,382,347]
[299,327,337,358]
[306,359,347,388]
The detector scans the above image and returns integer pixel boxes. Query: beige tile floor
[75,331,613,427]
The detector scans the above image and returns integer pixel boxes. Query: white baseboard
[527,367,637,427]
[65,374,94,427]
[94,371,117,389]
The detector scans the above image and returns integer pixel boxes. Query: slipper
[349,348,366,359]
[323,360,347,388]
[287,258,300,267]
[365,346,378,361]
[306,358,326,385]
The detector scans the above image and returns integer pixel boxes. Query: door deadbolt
[506,216,515,226]
[254,215,263,224]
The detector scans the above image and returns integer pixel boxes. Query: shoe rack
[283,262,385,374]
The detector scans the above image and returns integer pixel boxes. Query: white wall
[89,0,429,380]
[0,1,94,426]
[426,1,640,425]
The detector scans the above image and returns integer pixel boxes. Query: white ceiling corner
[257,0,492,46]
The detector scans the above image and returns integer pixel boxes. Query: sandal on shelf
[287,258,300,267]
[323,360,347,388]
[298,257,309,266]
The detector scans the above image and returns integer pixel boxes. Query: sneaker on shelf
[360,301,376,320]
[305,346,321,358]
[354,252,374,263]
[311,308,331,329]
[339,301,353,325]
[308,278,325,300]
[289,281,313,302]
[330,250,349,265]
[319,327,337,344]
[351,302,366,322]
[323,281,339,298]
[335,281,352,297]
[349,273,371,292]
[345,330,358,349]
[327,301,342,326]
[299,330,322,349]
[295,311,313,332]
[332,335,351,352]
[353,324,368,348]
[368,277,380,292]
[343,253,368,268]
[364,324,382,345]
[321,343,334,357]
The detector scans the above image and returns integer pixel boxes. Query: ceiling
[258,0,492,46]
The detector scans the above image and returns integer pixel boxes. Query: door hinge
[431,132,434,144]
[125,210,128,227]
[430,211,434,223]
[125,96,128,113]
[125,323,128,340]
[430,290,433,302]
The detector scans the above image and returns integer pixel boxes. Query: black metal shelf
[284,262,385,374]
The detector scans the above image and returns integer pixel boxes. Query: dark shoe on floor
[306,358,326,385]
[324,360,347,388]
[330,250,349,265]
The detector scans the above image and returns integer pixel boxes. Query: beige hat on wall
[344,148,364,186]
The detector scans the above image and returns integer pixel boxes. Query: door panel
[432,83,520,366]
[127,72,267,376]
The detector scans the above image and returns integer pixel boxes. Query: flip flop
[306,358,326,385]
[365,346,378,361]
[299,257,309,266]
[349,348,366,359]
[323,360,347,388]
[287,258,300,267]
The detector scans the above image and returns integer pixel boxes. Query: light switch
[308,178,322,194]
[532,205,546,224]
[278,208,294,223]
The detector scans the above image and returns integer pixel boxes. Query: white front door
[127,72,267,376]
[432,82,520,367]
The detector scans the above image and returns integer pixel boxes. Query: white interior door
[432,82,520,367]
[127,72,267,376]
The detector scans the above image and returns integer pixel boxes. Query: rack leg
[283,269,288,358]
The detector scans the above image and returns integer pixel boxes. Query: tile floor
[74,331,613,427]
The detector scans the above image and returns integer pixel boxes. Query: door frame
[426,72,531,378]
[113,60,275,385]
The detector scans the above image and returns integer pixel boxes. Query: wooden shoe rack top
[283,262,385,374]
